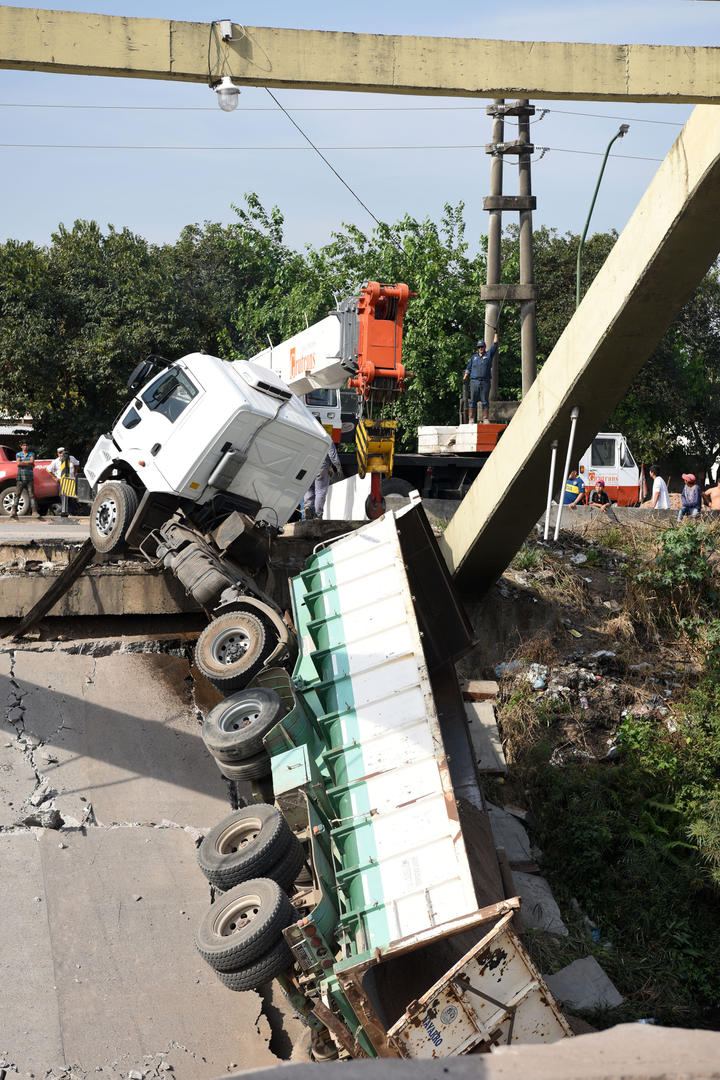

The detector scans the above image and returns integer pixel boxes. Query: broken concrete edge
[0,633,199,656]
[1,646,211,839]
[228,1023,720,1079]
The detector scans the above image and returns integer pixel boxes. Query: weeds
[513,543,541,571]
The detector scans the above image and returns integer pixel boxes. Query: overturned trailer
[196,501,571,1057]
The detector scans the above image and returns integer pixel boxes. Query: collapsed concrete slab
[513,871,569,936]
[545,956,624,1011]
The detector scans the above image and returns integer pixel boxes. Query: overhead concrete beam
[439,104,720,590]
[2,7,720,103]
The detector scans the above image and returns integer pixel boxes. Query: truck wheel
[195,612,268,693]
[215,936,293,992]
[90,481,139,554]
[197,804,295,890]
[195,877,297,972]
[0,487,30,516]
[202,689,285,761]
[216,751,272,782]
[382,478,415,498]
[265,835,305,893]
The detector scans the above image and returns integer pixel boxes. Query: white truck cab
[578,432,640,505]
[85,351,331,552]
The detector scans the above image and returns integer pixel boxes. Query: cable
[263,88,389,232]
[0,102,687,127]
[0,141,664,160]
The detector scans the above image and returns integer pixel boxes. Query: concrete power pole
[481,100,539,405]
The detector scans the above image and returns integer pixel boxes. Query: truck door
[115,366,203,487]
[617,437,640,505]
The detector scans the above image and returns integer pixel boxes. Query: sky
[0,1,718,254]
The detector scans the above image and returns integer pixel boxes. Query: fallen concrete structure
[0,644,306,1078]
[0,520,355,620]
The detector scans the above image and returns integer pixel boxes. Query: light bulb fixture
[214,76,239,112]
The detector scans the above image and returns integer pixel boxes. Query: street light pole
[575,124,629,309]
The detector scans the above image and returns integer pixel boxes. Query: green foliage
[634,523,718,621]
[512,544,540,570]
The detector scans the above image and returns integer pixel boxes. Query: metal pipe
[544,439,559,540]
[554,407,580,541]
[575,125,629,309]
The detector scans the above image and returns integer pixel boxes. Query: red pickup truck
[0,445,59,515]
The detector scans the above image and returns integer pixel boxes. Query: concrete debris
[514,872,568,936]
[128,1071,143,1079]
[544,956,624,1011]
[570,553,588,565]
[486,803,536,870]
[28,783,56,808]
[21,807,63,830]
[464,702,507,776]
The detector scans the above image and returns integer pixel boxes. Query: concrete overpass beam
[439,104,720,590]
[2,7,720,102]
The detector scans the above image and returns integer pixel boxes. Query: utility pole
[481,101,538,404]
[484,99,504,403]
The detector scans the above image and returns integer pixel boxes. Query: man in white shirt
[47,446,80,517]
[649,466,670,510]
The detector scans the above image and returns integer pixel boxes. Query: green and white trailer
[195,501,571,1058]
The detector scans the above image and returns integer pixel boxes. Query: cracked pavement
[0,641,305,1079]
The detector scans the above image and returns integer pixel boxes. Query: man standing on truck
[463,331,499,424]
[9,440,41,519]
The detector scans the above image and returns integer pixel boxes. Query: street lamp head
[214,76,240,112]
[618,124,630,137]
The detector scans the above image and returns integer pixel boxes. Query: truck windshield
[591,437,616,468]
[141,369,198,423]
[305,389,339,407]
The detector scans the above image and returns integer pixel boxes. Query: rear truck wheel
[381,477,414,498]
[195,612,268,694]
[216,751,272,782]
[89,481,139,554]
[265,835,305,893]
[197,805,295,890]
[214,937,294,992]
[195,877,297,972]
[202,688,285,761]
[0,487,30,516]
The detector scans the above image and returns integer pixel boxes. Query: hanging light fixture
[214,75,239,112]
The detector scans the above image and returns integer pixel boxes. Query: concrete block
[514,871,568,936]
[486,802,535,870]
[545,956,624,1011]
[464,700,507,775]
[461,678,499,701]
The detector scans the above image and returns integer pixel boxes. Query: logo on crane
[290,346,316,377]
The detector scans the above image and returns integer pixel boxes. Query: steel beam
[2,7,720,103]
[439,104,720,589]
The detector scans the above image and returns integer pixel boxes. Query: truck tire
[265,835,305,893]
[382,478,415,498]
[216,751,272,781]
[195,877,297,972]
[195,612,268,694]
[202,689,285,762]
[0,486,30,516]
[90,481,139,554]
[197,805,295,890]
[214,936,293,991]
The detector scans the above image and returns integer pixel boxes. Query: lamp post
[575,124,629,308]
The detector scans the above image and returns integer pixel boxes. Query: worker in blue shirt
[463,330,499,423]
[563,468,586,507]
